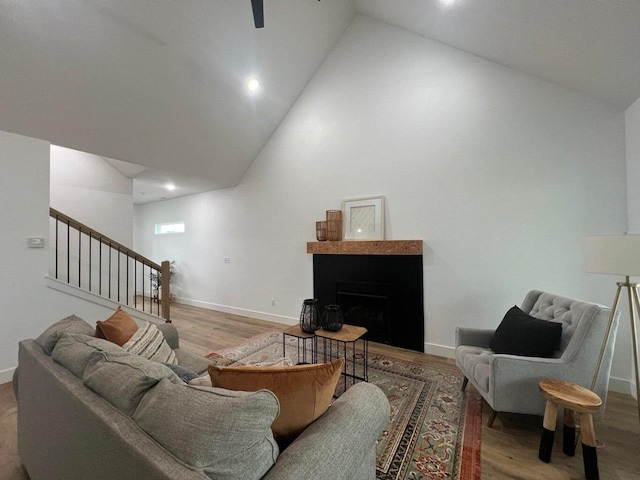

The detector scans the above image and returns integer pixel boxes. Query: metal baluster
[108,244,112,299]
[78,227,81,288]
[99,239,102,295]
[67,219,70,283]
[55,215,59,279]
[117,249,121,302]
[89,234,92,292]
[126,254,129,305]
[134,260,138,308]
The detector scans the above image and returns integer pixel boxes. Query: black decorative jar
[300,299,321,333]
[322,304,344,332]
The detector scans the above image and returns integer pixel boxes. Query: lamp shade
[584,234,640,275]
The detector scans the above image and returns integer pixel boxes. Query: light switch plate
[27,237,45,248]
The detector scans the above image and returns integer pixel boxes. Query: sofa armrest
[263,382,389,480]
[492,354,565,376]
[156,323,179,349]
[455,327,495,348]
[489,354,574,414]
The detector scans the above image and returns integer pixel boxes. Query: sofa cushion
[83,350,181,416]
[164,363,199,383]
[208,358,344,445]
[122,321,177,365]
[133,379,279,480]
[35,314,94,355]
[52,333,124,378]
[490,306,562,357]
[174,348,213,374]
[95,307,139,346]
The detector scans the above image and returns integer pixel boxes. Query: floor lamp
[584,234,640,423]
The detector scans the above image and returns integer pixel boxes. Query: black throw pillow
[489,306,562,358]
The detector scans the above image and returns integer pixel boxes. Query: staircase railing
[49,208,171,322]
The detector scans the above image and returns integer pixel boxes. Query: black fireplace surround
[312,254,424,352]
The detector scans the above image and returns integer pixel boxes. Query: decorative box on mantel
[306,240,422,256]
[307,240,424,352]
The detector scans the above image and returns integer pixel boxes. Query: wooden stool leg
[580,413,599,480]
[562,408,576,456]
[539,400,557,463]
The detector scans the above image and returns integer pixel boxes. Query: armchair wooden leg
[461,377,468,391]
[487,409,498,428]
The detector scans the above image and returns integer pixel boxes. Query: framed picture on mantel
[342,195,385,240]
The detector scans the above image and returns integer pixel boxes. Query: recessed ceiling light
[165,183,176,191]
[246,77,261,94]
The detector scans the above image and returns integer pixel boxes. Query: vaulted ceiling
[2,1,640,202]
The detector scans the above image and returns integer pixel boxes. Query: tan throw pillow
[208,357,344,445]
[95,307,139,346]
[122,321,178,365]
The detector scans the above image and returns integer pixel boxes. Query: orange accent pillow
[208,358,344,446]
[95,307,139,346]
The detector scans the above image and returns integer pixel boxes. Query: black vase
[322,304,344,332]
[300,299,320,333]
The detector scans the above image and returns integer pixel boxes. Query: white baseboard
[598,376,638,397]
[424,342,455,359]
[0,367,16,385]
[175,296,297,326]
[46,276,164,325]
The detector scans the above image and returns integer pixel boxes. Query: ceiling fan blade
[251,0,264,28]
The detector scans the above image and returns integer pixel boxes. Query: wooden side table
[315,324,368,392]
[538,378,602,480]
[282,325,317,364]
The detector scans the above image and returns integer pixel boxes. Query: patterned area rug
[207,331,482,480]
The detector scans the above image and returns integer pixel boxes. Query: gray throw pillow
[52,333,124,378]
[133,379,279,480]
[83,350,181,416]
[36,314,94,355]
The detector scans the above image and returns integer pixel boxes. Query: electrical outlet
[224,257,231,264]
[271,298,276,306]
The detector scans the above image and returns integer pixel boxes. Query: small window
[155,222,185,235]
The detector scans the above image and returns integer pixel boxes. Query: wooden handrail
[49,207,171,322]
[50,208,161,270]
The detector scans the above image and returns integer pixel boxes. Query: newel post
[161,260,171,323]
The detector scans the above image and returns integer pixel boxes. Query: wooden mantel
[306,240,422,255]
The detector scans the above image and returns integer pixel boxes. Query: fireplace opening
[337,283,391,345]
[312,254,424,352]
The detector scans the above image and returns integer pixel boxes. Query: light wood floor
[2,302,639,479]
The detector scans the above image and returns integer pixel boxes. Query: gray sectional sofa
[14,316,390,480]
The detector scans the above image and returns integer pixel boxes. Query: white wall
[49,146,135,302]
[135,16,629,385]
[625,97,640,397]
[0,131,122,383]
[627,98,640,232]
[50,145,133,245]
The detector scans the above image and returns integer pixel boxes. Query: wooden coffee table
[315,324,368,391]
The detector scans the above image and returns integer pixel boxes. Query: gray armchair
[455,290,619,426]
